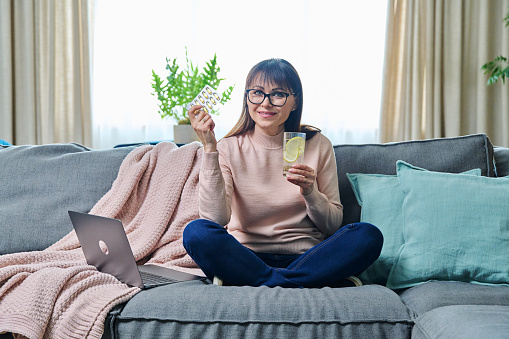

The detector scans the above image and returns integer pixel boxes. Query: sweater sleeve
[198,144,233,226]
[303,136,343,236]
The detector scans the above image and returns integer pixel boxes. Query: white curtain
[92,0,387,149]
[0,0,93,146]
[380,0,509,146]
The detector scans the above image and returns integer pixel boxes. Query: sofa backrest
[334,133,495,227]
[0,135,500,253]
[0,143,135,254]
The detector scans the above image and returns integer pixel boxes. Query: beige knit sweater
[0,141,203,339]
[199,127,343,255]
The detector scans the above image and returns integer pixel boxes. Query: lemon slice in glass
[284,136,305,163]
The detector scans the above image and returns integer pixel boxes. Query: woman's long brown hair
[224,58,320,139]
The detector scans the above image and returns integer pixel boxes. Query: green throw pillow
[387,161,509,289]
[347,167,480,285]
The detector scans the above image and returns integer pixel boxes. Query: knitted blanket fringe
[0,142,204,339]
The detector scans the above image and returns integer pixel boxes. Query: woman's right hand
[188,105,217,152]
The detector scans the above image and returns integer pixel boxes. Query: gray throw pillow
[0,143,135,254]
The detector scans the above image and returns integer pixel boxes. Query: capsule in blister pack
[186,85,222,114]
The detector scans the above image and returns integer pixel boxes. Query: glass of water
[283,132,306,176]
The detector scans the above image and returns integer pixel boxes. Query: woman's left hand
[287,164,315,196]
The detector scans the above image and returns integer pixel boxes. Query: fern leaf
[482,56,509,85]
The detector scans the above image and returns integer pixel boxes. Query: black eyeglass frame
[245,89,297,107]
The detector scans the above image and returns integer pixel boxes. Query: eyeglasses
[246,89,296,107]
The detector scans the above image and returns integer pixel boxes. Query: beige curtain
[0,0,93,146]
[381,0,509,147]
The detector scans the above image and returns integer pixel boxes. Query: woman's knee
[344,222,384,252]
[183,219,224,249]
[356,222,384,254]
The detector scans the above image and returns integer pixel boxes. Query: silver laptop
[68,211,204,289]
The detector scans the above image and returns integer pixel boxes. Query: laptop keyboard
[139,271,179,285]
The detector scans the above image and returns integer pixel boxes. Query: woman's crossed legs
[183,219,383,288]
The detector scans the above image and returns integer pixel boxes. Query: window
[92,0,387,149]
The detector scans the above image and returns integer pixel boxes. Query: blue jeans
[183,219,383,288]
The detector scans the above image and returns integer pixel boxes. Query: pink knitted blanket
[0,142,204,339]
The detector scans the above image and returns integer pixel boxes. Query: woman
[183,58,383,288]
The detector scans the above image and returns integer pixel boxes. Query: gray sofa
[1,133,509,339]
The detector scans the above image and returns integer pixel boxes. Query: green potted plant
[151,49,234,143]
[481,9,509,85]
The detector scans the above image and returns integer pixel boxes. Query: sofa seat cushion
[334,133,494,227]
[399,281,509,318]
[108,281,412,339]
[412,305,509,339]
[0,144,135,254]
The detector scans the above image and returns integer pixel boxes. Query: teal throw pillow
[347,173,404,285]
[387,161,509,289]
[347,167,480,285]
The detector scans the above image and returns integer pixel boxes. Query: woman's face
[246,78,297,136]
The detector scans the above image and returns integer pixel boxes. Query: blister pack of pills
[186,85,222,114]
